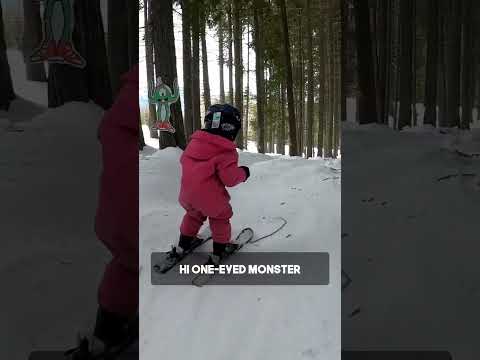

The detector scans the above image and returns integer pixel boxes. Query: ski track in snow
[140,148,341,360]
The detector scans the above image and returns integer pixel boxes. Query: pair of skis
[152,217,288,287]
[153,228,254,287]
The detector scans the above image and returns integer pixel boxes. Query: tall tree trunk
[145,0,158,138]
[151,0,186,149]
[437,2,447,127]
[228,2,234,104]
[297,14,304,153]
[325,6,333,158]
[218,18,225,103]
[341,0,347,124]
[377,0,387,124]
[200,5,211,112]
[445,0,461,127]
[182,0,193,138]
[391,0,401,128]
[317,18,325,158]
[253,3,265,153]
[279,81,286,155]
[398,0,413,130]
[244,23,250,149]
[353,0,377,124]
[22,0,47,82]
[412,0,417,127]
[277,0,298,156]
[271,114,275,153]
[269,65,275,153]
[265,75,272,153]
[264,66,269,152]
[333,0,341,156]
[424,0,438,127]
[461,0,473,129]
[48,0,112,110]
[474,3,480,114]
[108,0,130,96]
[306,0,314,158]
[127,0,139,65]
[0,2,15,110]
[233,0,243,148]
[139,118,146,150]
[384,0,393,125]
[472,3,480,118]
[191,1,201,130]
[276,86,281,153]
[371,0,379,123]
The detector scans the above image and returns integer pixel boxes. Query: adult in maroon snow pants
[94,65,139,345]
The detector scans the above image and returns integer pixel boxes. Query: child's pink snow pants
[180,201,233,244]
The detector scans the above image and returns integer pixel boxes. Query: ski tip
[240,227,254,235]
[153,264,168,274]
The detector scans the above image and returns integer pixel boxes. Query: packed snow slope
[342,123,480,359]
[0,101,108,360]
[140,147,341,360]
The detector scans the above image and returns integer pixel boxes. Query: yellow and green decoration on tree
[149,77,179,134]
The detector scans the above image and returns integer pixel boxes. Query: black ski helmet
[203,104,241,141]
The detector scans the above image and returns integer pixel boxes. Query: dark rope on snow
[455,149,480,158]
[249,216,288,244]
[322,176,340,181]
[437,173,476,181]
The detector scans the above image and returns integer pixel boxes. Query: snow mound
[7,49,48,106]
[141,125,160,149]
[1,102,103,164]
[0,97,46,126]
[139,145,158,158]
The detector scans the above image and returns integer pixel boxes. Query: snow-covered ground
[140,144,341,359]
[5,49,48,106]
[342,123,480,359]
[1,50,108,360]
[0,102,107,360]
[0,50,48,128]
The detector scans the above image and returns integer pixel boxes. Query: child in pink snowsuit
[177,104,250,260]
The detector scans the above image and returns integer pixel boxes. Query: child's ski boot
[207,242,240,266]
[154,234,204,273]
[166,234,197,259]
[64,307,138,360]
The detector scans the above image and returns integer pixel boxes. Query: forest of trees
[143,0,342,158]
[347,0,480,130]
[0,0,137,113]
[0,2,15,111]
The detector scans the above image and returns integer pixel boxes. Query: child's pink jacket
[179,130,247,217]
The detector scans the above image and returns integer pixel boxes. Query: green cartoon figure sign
[30,0,86,68]
[149,77,179,133]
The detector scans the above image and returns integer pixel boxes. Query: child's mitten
[239,166,250,180]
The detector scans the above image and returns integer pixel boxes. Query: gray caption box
[151,252,329,285]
